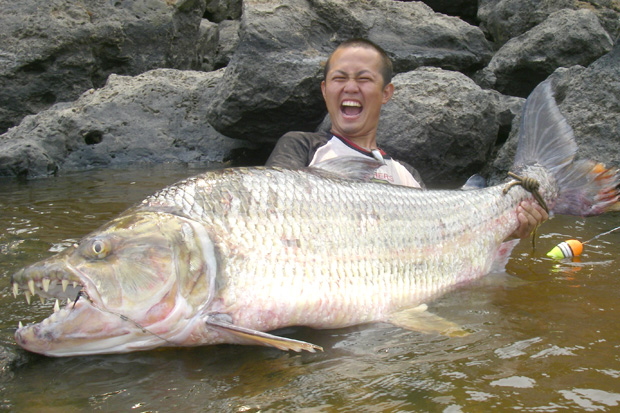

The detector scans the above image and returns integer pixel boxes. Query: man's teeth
[342,100,361,107]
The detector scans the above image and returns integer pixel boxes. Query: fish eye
[91,239,110,259]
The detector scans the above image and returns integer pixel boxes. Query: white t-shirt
[309,135,422,188]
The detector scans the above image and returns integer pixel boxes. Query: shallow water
[1,166,619,411]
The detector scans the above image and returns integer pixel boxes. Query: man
[266,38,547,239]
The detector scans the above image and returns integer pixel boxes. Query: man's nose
[343,79,360,92]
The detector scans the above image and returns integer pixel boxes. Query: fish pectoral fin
[205,315,323,353]
[387,305,469,337]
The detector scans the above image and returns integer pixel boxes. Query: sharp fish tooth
[12,283,19,298]
[39,296,45,304]
[25,291,31,305]
[28,280,35,296]
[42,278,50,292]
[54,299,60,313]
[18,321,23,329]
[62,279,69,292]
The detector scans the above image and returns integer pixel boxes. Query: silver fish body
[147,164,531,329]
[10,80,619,356]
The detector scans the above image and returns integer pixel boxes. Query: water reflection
[1,167,619,411]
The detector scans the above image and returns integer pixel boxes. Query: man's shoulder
[265,131,331,168]
[280,131,331,146]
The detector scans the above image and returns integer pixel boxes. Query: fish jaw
[11,211,216,356]
[14,293,160,356]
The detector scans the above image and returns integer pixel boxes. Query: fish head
[12,210,216,356]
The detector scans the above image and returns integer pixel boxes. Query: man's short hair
[323,38,393,86]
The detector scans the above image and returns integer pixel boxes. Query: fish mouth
[11,260,90,335]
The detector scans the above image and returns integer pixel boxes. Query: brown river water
[1,166,619,411]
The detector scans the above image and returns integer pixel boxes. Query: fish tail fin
[512,80,620,216]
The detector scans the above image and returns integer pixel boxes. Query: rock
[418,0,480,25]
[0,69,254,179]
[198,20,221,72]
[475,9,613,97]
[0,0,207,134]
[0,343,29,381]
[487,42,620,184]
[377,67,500,186]
[310,0,493,74]
[478,0,620,47]
[205,0,243,23]
[206,0,493,144]
[0,0,618,180]
[197,19,241,72]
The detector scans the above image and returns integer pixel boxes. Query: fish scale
[10,80,620,356]
[140,167,522,331]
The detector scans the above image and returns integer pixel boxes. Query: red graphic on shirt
[373,171,394,183]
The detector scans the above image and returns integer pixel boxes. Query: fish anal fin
[387,305,469,338]
[491,239,520,273]
[205,315,323,353]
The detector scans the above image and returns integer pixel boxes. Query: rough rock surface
[0,69,253,178]
[478,0,620,47]
[0,0,208,134]
[379,68,500,185]
[475,8,613,97]
[0,0,618,184]
[486,42,620,184]
[205,0,493,144]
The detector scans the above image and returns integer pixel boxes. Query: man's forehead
[333,45,381,59]
[328,47,382,69]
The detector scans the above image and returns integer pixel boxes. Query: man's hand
[508,200,549,240]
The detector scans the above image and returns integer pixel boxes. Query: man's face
[321,46,394,143]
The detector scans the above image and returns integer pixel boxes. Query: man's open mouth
[341,100,362,116]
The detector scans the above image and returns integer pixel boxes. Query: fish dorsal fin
[387,305,469,337]
[205,314,323,353]
[513,79,577,174]
[461,174,486,190]
[309,156,384,181]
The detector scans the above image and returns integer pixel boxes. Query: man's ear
[321,80,327,100]
[382,82,394,104]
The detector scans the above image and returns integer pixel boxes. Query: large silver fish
[11,81,620,356]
